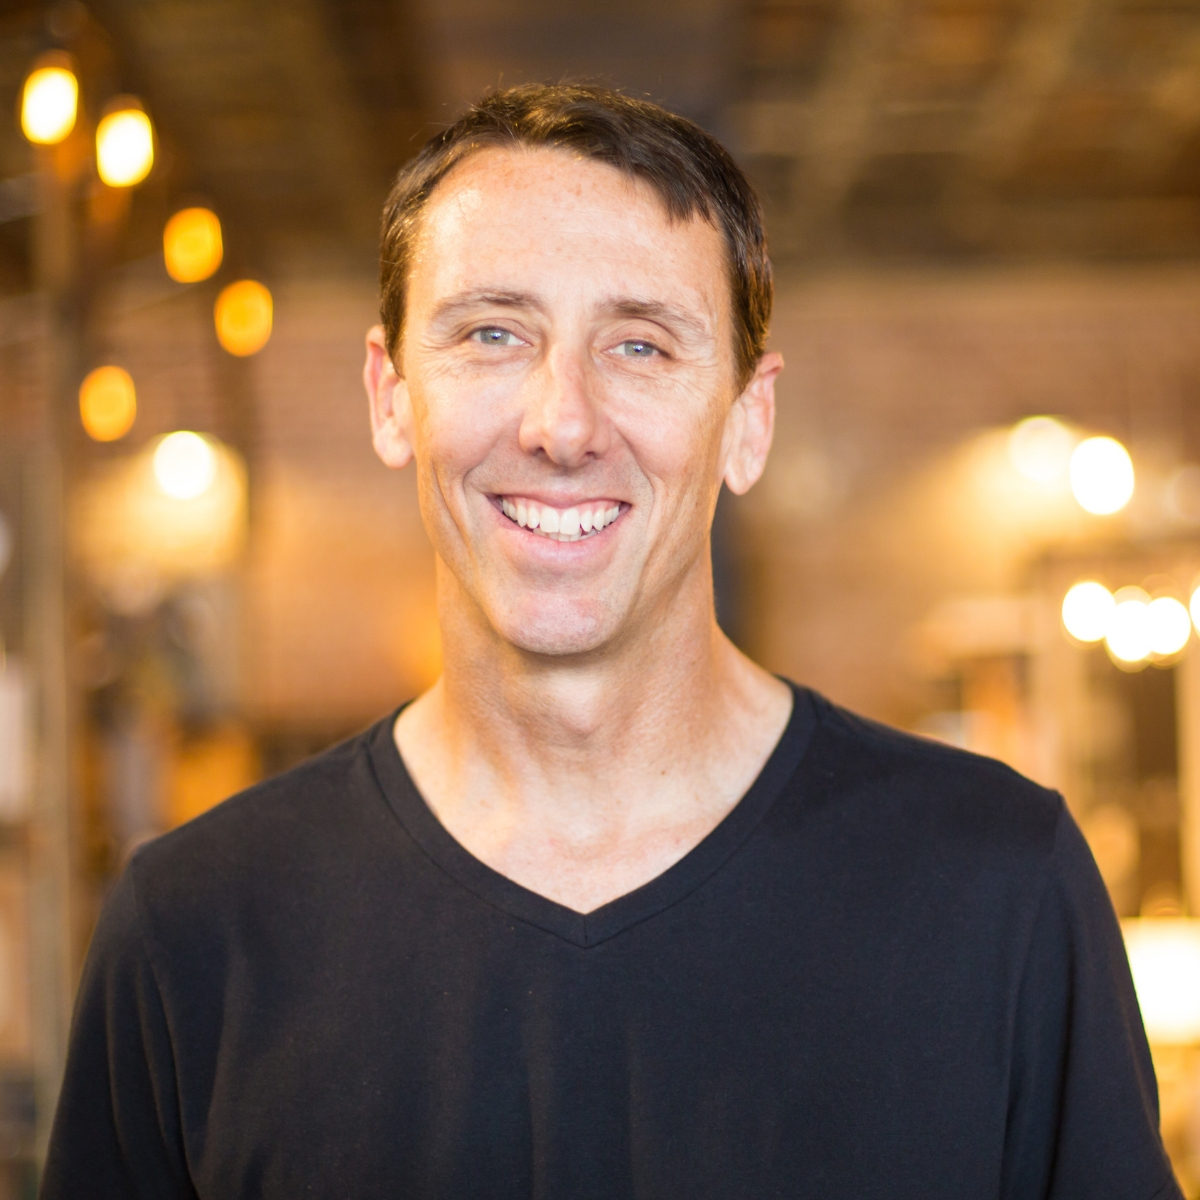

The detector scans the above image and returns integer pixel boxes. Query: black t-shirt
[41,685,1183,1199]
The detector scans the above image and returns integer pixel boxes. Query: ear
[364,324,414,470]
[721,351,781,495]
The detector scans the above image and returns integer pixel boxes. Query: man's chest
[175,904,1011,1200]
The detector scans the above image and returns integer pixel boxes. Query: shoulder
[785,685,1067,876]
[806,686,1060,814]
[126,712,400,915]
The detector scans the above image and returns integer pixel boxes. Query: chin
[488,598,623,661]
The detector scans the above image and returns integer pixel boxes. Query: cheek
[625,401,731,489]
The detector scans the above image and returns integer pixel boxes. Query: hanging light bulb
[163,207,223,283]
[96,97,155,187]
[1061,581,1114,643]
[20,53,78,145]
[152,431,218,500]
[1105,587,1152,667]
[1146,596,1191,659]
[79,365,137,442]
[214,279,273,356]
[1069,436,1135,516]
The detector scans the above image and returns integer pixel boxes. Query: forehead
[407,146,731,323]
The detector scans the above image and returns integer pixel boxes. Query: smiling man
[43,85,1182,1200]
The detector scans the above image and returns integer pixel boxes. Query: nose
[517,347,611,467]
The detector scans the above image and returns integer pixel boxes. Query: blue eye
[618,340,658,358]
[471,327,521,347]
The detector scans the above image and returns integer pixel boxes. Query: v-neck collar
[365,682,817,948]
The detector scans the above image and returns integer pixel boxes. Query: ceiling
[4,0,1200,291]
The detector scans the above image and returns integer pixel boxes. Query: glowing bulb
[20,59,78,145]
[1069,436,1135,516]
[1146,596,1191,658]
[1105,587,1152,666]
[214,280,273,356]
[163,207,223,283]
[1061,581,1114,643]
[153,432,217,500]
[79,365,136,442]
[96,101,154,187]
[1008,416,1075,485]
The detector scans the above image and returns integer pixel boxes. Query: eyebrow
[428,290,713,343]
[429,290,542,327]
[609,298,710,343]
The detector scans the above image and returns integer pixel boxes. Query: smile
[499,497,622,542]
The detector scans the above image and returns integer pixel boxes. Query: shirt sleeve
[40,864,198,1199]
[1001,803,1184,1200]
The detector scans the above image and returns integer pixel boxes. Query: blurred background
[3,0,1200,1192]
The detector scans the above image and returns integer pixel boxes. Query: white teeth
[499,498,621,542]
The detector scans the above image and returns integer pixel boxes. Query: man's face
[366,145,778,661]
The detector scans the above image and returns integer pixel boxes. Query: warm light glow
[163,207,223,283]
[1007,416,1075,485]
[152,432,217,500]
[1123,918,1200,1043]
[78,365,136,442]
[1192,584,1200,635]
[1146,596,1191,658]
[95,100,154,187]
[214,280,273,356]
[1105,587,1152,666]
[20,59,78,145]
[1069,436,1135,516]
[1061,580,1114,643]
[71,435,247,597]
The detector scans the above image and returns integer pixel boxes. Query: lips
[499,497,621,542]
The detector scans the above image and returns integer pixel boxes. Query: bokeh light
[1069,436,1135,516]
[1061,580,1114,643]
[1146,596,1191,658]
[1191,584,1200,635]
[20,59,78,145]
[152,431,217,500]
[163,207,223,283]
[96,101,154,187]
[1104,587,1152,666]
[1007,416,1075,485]
[214,280,273,356]
[78,365,136,442]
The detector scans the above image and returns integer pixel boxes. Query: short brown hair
[378,83,773,389]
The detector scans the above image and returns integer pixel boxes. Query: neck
[400,589,787,827]
[391,560,792,911]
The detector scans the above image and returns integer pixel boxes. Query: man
[43,84,1181,1199]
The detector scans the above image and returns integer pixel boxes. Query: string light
[20,55,78,145]
[1146,596,1191,658]
[1105,587,1152,666]
[96,99,155,187]
[163,207,223,283]
[1061,581,1114,643]
[78,365,136,442]
[1069,436,1135,516]
[214,280,273,356]
[152,432,218,500]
